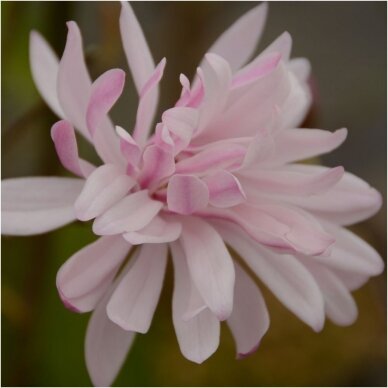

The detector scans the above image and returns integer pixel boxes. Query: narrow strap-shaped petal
[288,57,311,82]
[29,31,64,118]
[56,235,131,312]
[311,222,384,276]
[57,21,92,141]
[215,220,325,331]
[227,262,270,359]
[170,241,220,363]
[51,120,95,178]
[167,175,209,215]
[332,269,369,292]
[272,165,382,225]
[93,190,163,235]
[133,58,166,147]
[115,126,141,167]
[2,177,83,235]
[239,166,344,197]
[200,2,268,73]
[137,144,175,189]
[270,128,348,165]
[179,217,235,320]
[85,283,135,387]
[203,170,246,208]
[74,164,136,221]
[299,259,358,326]
[86,68,126,137]
[120,1,156,95]
[123,214,182,244]
[107,243,167,333]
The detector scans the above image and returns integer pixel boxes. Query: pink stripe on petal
[167,175,209,215]
[74,164,136,221]
[51,120,94,178]
[107,243,167,333]
[115,125,142,166]
[133,58,167,146]
[87,68,126,136]
[204,170,246,208]
[93,190,163,235]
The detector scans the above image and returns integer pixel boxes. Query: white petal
[170,241,220,363]
[2,177,83,235]
[107,244,167,333]
[179,217,235,320]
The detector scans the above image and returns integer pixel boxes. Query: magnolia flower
[2,2,384,386]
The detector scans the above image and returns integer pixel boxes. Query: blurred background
[1,2,386,386]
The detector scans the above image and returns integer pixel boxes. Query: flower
[1,1,384,386]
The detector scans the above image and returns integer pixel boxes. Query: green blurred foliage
[1,2,386,386]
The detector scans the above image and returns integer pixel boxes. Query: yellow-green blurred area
[1,2,386,386]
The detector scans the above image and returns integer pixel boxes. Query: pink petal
[29,31,64,118]
[227,262,270,359]
[179,217,235,320]
[167,175,209,215]
[270,128,348,165]
[332,270,369,292]
[239,165,344,197]
[133,58,166,147]
[288,57,311,82]
[86,68,126,137]
[170,241,220,363]
[311,223,384,276]
[196,54,232,134]
[215,220,325,331]
[300,260,358,326]
[51,120,95,178]
[137,144,175,189]
[2,177,83,235]
[56,235,131,312]
[74,164,136,221]
[123,214,182,244]
[200,2,268,73]
[93,190,163,235]
[276,165,382,225]
[203,170,246,208]
[107,243,168,333]
[120,1,156,95]
[85,285,135,387]
[115,125,142,167]
[175,143,246,175]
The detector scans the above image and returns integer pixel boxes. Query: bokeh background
[1,2,386,386]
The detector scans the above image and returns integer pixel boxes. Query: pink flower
[2,2,384,386]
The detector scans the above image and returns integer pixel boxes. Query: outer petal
[215,220,325,331]
[300,259,358,326]
[93,190,163,235]
[123,215,182,244]
[227,262,270,359]
[170,241,220,363]
[56,235,131,312]
[51,120,95,178]
[200,2,268,73]
[107,244,167,333]
[167,175,209,215]
[179,217,235,320]
[85,284,135,387]
[29,31,64,118]
[74,164,135,222]
[2,177,83,235]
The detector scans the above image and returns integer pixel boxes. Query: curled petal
[93,190,163,235]
[56,235,131,312]
[170,241,220,363]
[167,174,209,215]
[107,244,167,333]
[51,120,95,178]
[179,217,235,320]
[74,164,136,221]
[2,177,83,235]
[115,125,142,167]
